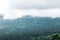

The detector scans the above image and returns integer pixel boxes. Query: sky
[0,0,60,19]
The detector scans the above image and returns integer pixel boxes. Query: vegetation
[0,15,60,40]
[0,33,59,40]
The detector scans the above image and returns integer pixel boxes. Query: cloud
[10,0,60,9]
[0,0,9,15]
[3,8,60,19]
[0,0,60,19]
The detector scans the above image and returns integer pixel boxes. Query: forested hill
[0,15,60,34]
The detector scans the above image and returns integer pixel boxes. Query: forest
[0,15,60,40]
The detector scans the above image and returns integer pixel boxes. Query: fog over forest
[0,0,60,40]
[0,15,60,34]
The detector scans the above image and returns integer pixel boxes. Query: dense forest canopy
[0,15,60,34]
[0,15,60,40]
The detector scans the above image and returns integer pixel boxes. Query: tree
[52,34,60,40]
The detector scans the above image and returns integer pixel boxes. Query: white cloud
[0,0,9,9]
[3,8,60,19]
[10,0,60,9]
[0,0,60,19]
[0,0,9,15]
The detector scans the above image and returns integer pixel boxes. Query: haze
[0,0,60,19]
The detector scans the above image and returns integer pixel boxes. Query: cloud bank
[10,0,60,9]
[0,0,60,19]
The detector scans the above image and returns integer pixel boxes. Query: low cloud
[10,0,60,9]
[1,0,60,19]
[3,8,60,19]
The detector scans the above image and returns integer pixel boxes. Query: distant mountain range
[0,15,60,34]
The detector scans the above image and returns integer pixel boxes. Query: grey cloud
[9,0,60,9]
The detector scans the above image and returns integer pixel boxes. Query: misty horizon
[0,0,60,19]
[0,0,60,40]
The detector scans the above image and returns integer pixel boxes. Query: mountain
[0,15,60,34]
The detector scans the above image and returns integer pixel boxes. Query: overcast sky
[0,0,60,19]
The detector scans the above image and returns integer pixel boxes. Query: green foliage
[0,33,60,40]
[52,34,60,40]
[0,15,60,40]
[0,15,60,34]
